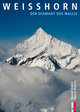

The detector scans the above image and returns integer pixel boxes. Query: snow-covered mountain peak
[13,28,53,56]
[33,27,53,41]
[7,28,80,72]
[14,28,78,58]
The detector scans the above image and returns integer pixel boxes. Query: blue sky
[0,0,80,48]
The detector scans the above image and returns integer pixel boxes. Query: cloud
[0,47,8,62]
[0,63,80,112]
[54,69,80,112]
[0,40,18,61]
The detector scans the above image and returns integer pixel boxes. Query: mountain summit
[36,27,45,33]
[6,28,80,72]
[34,27,48,37]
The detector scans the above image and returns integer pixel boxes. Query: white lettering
[28,3,33,10]
[3,3,11,10]
[54,3,59,10]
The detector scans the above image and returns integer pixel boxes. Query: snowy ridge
[6,51,61,71]
[6,28,80,72]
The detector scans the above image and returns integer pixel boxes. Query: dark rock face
[10,57,18,65]
[48,56,61,71]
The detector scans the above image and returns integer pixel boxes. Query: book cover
[0,0,80,112]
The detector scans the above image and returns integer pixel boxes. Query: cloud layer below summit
[0,63,80,112]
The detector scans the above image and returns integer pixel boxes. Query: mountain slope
[11,28,78,57]
[6,51,61,71]
[6,28,80,72]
